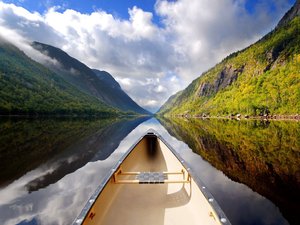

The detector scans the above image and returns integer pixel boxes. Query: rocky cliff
[158,1,300,117]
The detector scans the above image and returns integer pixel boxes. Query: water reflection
[0,117,298,225]
[158,117,300,225]
[24,117,150,193]
[0,117,149,189]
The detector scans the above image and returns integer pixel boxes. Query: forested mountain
[92,69,150,114]
[0,38,119,115]
[158,1,300,117]
[32,42,150,115]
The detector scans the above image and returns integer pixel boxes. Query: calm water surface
[0,117,299,225]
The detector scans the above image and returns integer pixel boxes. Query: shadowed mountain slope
[32,42,150,115]
[0,38,117,115]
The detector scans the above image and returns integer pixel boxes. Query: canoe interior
[81,133,225,225]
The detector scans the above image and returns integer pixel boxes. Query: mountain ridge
[0,37,118,115]
[31,42,150,115]
[277,0,300,28]
[158,1,300,117]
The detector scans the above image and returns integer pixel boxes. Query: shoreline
[165,114,300,121]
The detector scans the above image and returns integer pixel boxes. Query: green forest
[158,17,300,117]
[0,40,119,116]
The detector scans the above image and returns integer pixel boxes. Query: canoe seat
[113,168,191,184]
[137,172,167,184]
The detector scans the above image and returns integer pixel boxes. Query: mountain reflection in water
[158,117,300,225]
[0,116,151,225]
[0,117,298,225]
[0,116,149,189]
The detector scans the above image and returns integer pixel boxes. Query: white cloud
[116,77,132,87]
[128,6,158,40]
[155,0,292,81]
[154,84,166,93]
[116,75,180,112]
[0,0,293,112]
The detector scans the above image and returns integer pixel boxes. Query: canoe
[73,129,231,225]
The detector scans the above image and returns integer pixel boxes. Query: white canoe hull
[73,130,230,225]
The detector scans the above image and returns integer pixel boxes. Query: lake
[0,117,299,225]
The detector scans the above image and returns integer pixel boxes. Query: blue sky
[3,0,296,24]
[2,1,157,14]
[0,0,296,112]
[3,0,159,21]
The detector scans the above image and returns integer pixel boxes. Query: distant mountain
[93,69,121,89]
[32,42,150,115]
[158,1,300,117]
[92,69,151,114]
[0,38,118,115]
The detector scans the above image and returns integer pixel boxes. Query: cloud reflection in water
[0,118,289,225]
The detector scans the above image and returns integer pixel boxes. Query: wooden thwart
[118,171,183,175]
[113,168,191,184]
[114,179,191,184]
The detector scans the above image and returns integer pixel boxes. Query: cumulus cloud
[0,0,293,112]
[116,74,181,112]
[155,0,292,80]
